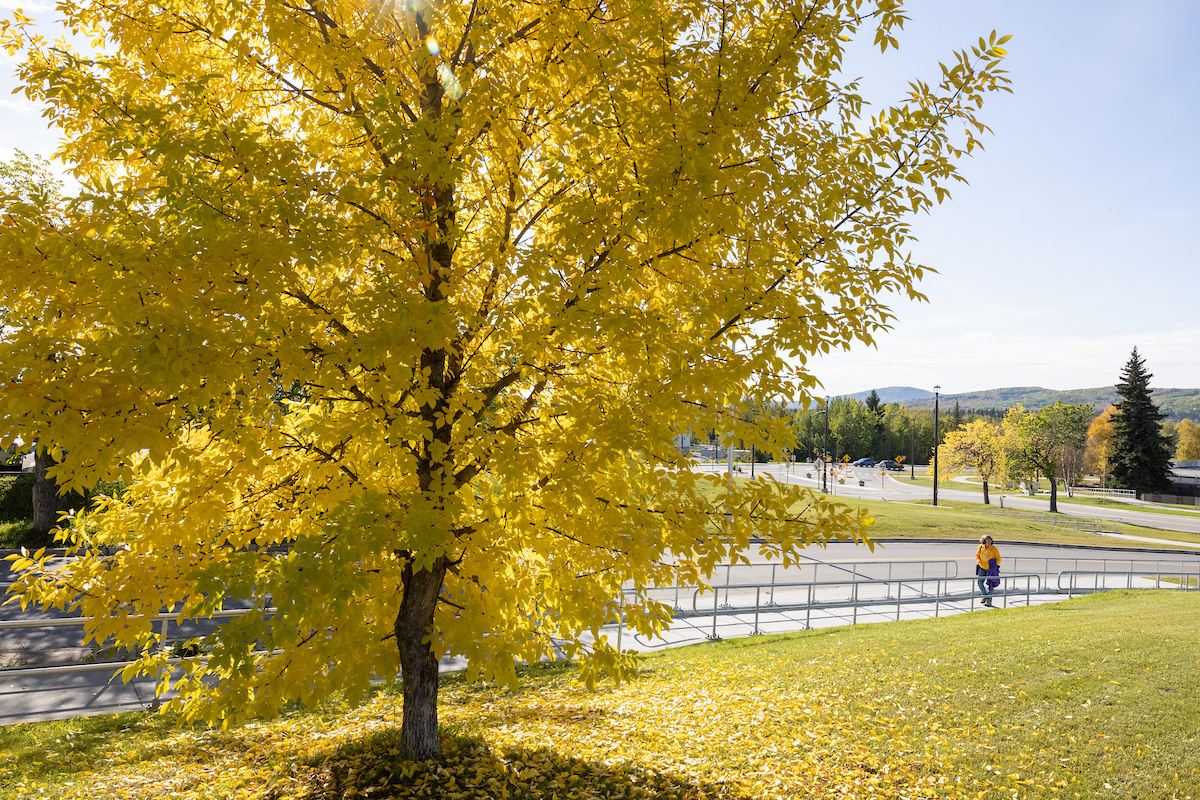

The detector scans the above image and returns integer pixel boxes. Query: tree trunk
[1048,476,1058,513]
[396,554,448,760]
[982,479,990,505]
[32,447,60,535]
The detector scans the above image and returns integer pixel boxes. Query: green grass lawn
[1040,494,1200,517]
[854,497,1200,549]
[792,490,1200,550]
[888,473,1200,518]
[698,474,1200,549]
[2,591,1197,799]
[881,473,980,493]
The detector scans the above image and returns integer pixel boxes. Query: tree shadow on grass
[301,728,756,800]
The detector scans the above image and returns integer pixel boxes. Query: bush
[0,520,55,551]
[0,474,35,521]
[0,474,121,549]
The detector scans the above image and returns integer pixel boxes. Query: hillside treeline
[789,397,994,465]
[718,396,1197,467]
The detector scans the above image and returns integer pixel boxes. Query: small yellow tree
[1084,406,1117,486]
[936,419,1003,504]
[1175,419,1200,461]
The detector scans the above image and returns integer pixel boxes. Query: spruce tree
[1109,348,1174,497]
[948,400,965,432]
[865,390,885,456]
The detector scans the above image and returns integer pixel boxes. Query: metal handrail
[976,509,1119,532]
[1057,569,1200,597]
[681,573,1043,640]
[652,559,960,612]
[0,606,270,631]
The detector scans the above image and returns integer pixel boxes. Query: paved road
[696,461,1200,536]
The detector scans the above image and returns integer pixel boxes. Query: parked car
[852,457,876,467]
[880,459,903,471]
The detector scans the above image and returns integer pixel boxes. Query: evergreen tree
[948,400,965,432]
[1110,348,1174,497]
[865,390,885,455]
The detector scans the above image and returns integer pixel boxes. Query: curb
[866,537,1200,556]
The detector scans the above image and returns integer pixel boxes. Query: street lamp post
[808,400,831,494]
[910,424,915,480]
[933,385,941,507]
[823,398,830,493]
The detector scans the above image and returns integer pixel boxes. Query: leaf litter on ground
[2,591,1198,800]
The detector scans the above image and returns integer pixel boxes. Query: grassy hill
[4,591,1198,799]
[903,385,1200,419]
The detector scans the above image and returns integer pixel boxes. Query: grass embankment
[888,474,1200,518]
[819,495,1200,550]
[2,591,1197,800]
[1040,495,1200,518]
[703,472,1200,549]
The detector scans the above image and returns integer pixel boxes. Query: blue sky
[2,0,1196,398]
[817,0,1200,396]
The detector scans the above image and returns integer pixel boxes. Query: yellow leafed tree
[1084,405,1117,486]
[0,0,1009,755]
[1174,418,1200,462]
[935,418,1004,504]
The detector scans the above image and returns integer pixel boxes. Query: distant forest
[904,387,1200,421]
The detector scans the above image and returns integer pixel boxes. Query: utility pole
[933,385,941,507]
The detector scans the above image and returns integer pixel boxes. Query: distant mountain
[902,386,1200,420]
[841,386,935,404]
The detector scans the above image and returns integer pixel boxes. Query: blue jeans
[976,567,994,598]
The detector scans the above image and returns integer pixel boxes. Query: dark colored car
[880,459,903,471]
[852,457,876,467]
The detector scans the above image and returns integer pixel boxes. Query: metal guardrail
[0,607,264,631]
[0,607,273,676]
[659,559,960,612]
[1066,487,1137,499]
[977,509,1119,532]
[1006,557,1200,583]
[1057,569,1200,597]
[663,574,1045,640]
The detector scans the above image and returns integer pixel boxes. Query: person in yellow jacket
[975,535,1001,607]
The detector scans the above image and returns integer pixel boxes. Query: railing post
[896,579,902,622]
[617,591,623,653]
[753,587,761,635]
[852,581,859,625]
[768,564,777,606]
[806,583,813,630]
[711,586,720,640]
[935,579,941,618]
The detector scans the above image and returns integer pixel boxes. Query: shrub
[0,474,35,521]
